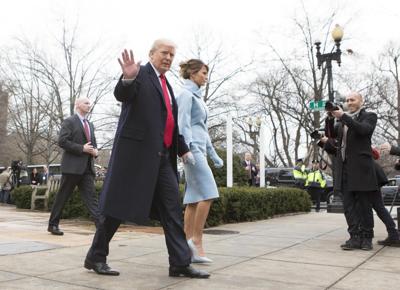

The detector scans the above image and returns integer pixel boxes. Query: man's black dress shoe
[377,237,400,247]
[169,265,210,278]
[47,225,63,236]
[84,258,120,276]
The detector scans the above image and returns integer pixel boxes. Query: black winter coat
[99,63,189,224]
[322,109,378,192]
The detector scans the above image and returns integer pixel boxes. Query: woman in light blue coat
[177,59,223,263]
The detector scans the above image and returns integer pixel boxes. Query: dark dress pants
[49,172,99,227]
[370,191,398,238]
[342,164,374,238]
[308,187,322,211]
[87,153,191,267]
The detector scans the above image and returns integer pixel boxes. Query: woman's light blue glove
[212,155,224,168]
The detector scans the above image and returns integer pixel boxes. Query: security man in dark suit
[84,39,209,278]
[319,92,378,250]
[47,97,100,236]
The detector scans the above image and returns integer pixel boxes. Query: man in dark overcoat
[84,39,209,278]
[319,92,378,250]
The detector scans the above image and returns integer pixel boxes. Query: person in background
[30,168,41,186]
[293,158,307,188]
[376,143,400,246]
[41,166,49,185]
[177,59,223,263]
[0,167,12,204]
[242,152,258,186]
[305,160,326,212]
[48,97,100,236]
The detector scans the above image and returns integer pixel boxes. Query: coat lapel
[146,63,167,108]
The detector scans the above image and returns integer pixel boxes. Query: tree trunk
[0,84,9,165]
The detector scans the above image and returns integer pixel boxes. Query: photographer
[370,152,400,247]
[11,160,22,187]
[0,167,12,204]
[318,92,378,250]
[380,142,400,159]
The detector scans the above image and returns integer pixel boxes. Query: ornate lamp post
[247,116,261,154]
[314,24,344,102]
[314,24,344,213]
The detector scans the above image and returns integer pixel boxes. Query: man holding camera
[319,92,377,250]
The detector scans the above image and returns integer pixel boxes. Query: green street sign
[309,100,326,111]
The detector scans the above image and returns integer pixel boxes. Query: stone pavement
[0,204,399,290]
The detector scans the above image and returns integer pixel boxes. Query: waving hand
[118,49,141,79]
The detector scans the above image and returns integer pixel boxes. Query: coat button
[158,152,162,156]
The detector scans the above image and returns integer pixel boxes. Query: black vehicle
[265,167,334,204]
[381,177,400,206]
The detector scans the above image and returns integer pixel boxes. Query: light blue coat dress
[176,79,223,204]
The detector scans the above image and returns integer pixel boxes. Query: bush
[11,186,35,209]
[179,185,311,227]
[14,182,311,227]
[11,186,47,209]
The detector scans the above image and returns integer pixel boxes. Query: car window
[388,179,397,186]
[279,169,294,180]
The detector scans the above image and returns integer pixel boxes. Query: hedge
[204,187,311,226]
[12,183,311,227]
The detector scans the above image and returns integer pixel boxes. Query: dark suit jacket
[323,109,378,192]
[30,173,41,185]
[58,114,97,175]
[100,62,189,224]
[242,160,258,182]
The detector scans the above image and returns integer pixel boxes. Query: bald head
[346,92,364,113]
[348,92,363,101]
[75,97,91,116]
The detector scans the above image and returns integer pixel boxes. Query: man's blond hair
[149,39,177,54]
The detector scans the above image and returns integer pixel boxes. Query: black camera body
[11,160,22,172]
[325,101,342,112]
[310,130,323,140]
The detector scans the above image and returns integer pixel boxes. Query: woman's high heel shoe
[187,239,213,263]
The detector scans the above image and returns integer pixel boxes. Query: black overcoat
[100,63,189,224]
[323,109,378,192]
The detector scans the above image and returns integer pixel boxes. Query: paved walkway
[0,204,399,290]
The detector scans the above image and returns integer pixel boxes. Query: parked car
[381,177,400,205]
[265,167,334,204]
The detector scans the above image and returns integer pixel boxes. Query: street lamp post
[314,24,344,213]
[315,24,343,102]
[247,117,261,154]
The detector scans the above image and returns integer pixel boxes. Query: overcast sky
[1,0,399,65]
[2,0,399,152]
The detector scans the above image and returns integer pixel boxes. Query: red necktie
[83,119,91,142]
[160,74,175,148]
